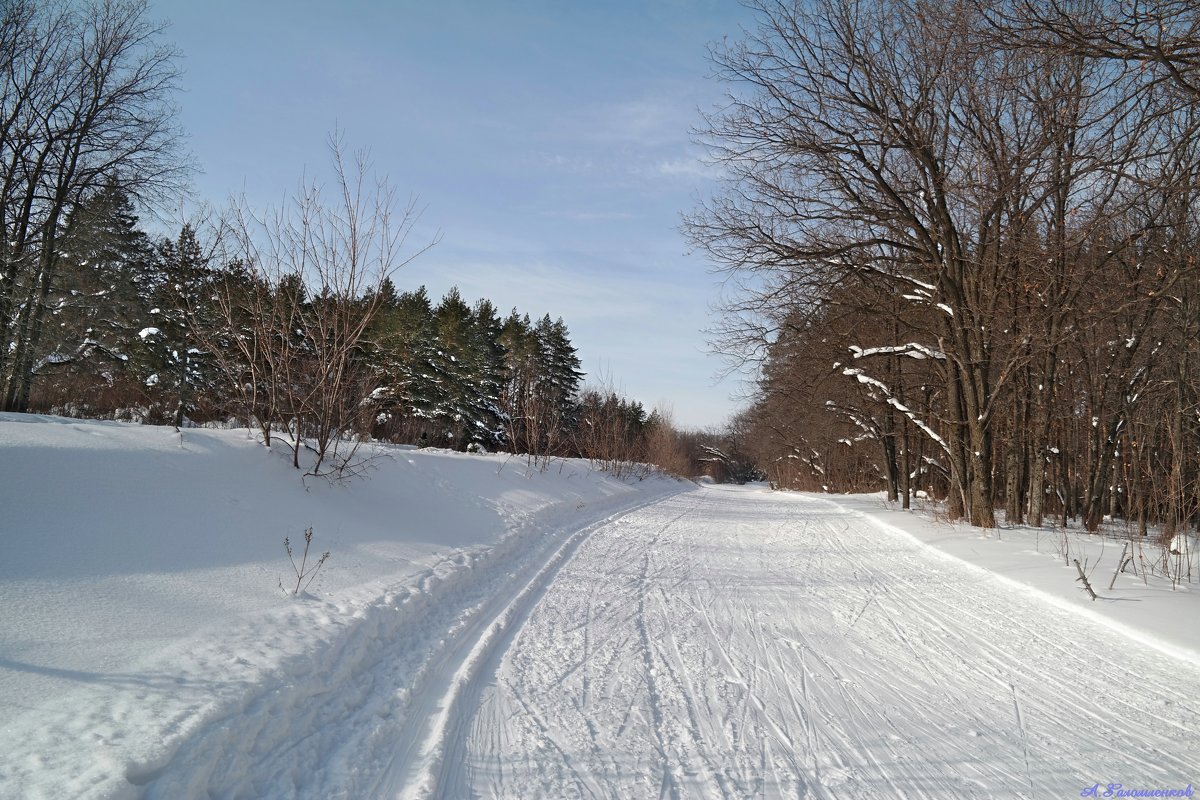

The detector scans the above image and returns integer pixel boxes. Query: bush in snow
[281,527,330,597]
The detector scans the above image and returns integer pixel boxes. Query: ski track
[135,484,1200,799]
[459,486,1200,800]
[133,488,681,800]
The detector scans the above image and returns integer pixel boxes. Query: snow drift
[0,413,685,799]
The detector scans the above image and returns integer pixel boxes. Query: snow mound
[0,413,685,799]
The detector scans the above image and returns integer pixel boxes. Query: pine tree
[369,286,440,442]
[498,310,538,452]
[468,298,508,448]
[34,180,155,413]
[535,314,584,429]
[431,287,475,447]
[134,224,219,425]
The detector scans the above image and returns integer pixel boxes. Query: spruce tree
[136,224,218,425]
[35,180,155,413]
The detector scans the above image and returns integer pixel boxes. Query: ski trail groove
[375,493,680,800]
[460,486,1200,799]
[134,487,681,800]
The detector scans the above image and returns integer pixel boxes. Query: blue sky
[150,0,758,428]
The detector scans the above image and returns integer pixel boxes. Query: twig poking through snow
[1074,558,1098,601]
[282,527,331,596]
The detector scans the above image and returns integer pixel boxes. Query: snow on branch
[841,367,891,396]
[886,397,948,454]
[897,274,936,292]
[849,343,945,361]
[840,366,950,455]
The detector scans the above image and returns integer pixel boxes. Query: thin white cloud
[539,210,634,221]
[541,153,595,173]
[546,87,700,151]
[648,155,723,180]
[586,97,689,146]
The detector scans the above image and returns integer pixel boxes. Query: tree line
[691,0,1200,532]
[1,0,735,479]
[8,166,657,473]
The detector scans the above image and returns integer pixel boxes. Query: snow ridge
[137,487,687,799]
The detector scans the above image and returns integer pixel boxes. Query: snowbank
[819,492,1200,662]
[0,413,686,799]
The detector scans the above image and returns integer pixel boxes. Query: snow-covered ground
[2,415,1197,799]
[0,414,684,799]
[459,487,1200,799]
[830,493,1200,663]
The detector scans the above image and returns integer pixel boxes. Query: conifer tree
[137,224,218,426]
[468,298,508,448]
[33,181,155,411]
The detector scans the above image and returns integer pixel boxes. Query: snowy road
[444,485,1200,799]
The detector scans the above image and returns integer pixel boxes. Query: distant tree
[430,287,479,446]
[498,310,538,453]
[367,285,446,443]
[467,298,509,448]
[209,136,430,474]
[535,316,584,426]
[136,224,220,426]
[573,385,647,475]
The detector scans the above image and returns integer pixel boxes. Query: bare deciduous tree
[0,0,189,411]
[691,0,1196,534]
[204,135,432,476]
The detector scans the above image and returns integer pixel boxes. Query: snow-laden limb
[897,274,936,292]
[841,366,950,454]
[801,446,825,476]
[836,432,874,446]
[886,397,949,453]
[841,366,891,396]
[894,274,955,317]
[849,343,946,361]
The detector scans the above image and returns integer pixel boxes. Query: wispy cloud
[539,210,634,221]
[582,96,692,146]
[647,155,723,180]
[535,88,723,189]
[540,153,596,173]
[541,87,700,156]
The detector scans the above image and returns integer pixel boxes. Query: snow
[840,367,949,454]
[459,487,1200,797]
[0,414,683,800]
[850,342,945,360]
[898,274,936,292]
[829,493,1200,662]
[841,366,890,395]
[2,415,1198,799]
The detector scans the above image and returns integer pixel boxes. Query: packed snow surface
[458,488,1200,798]
[0,414,682,799]
[2,415,1198,799]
